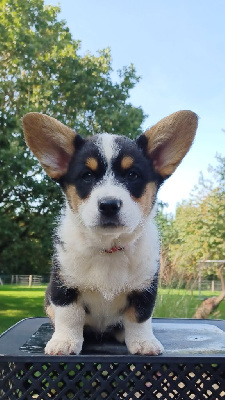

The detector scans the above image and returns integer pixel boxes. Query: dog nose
[98,198,122,216]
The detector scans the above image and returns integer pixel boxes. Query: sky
[45,0,225,213]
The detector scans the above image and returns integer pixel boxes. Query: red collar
[104,246,124,254]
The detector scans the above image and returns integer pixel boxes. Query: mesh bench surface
[0,317,225,399]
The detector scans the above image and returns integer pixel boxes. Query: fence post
[29,275,32,288]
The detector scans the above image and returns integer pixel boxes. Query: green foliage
[0,0,145,274]
[156,202,179,284]
[157,202,177,248]
[159,155,225,281]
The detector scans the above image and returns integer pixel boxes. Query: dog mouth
[99,217,124,228]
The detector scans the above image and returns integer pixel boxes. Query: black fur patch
[61,138,106,198]
[136,134,165,186]
[53,234,65,252]
[136,134,148,153]
[83,304,91,315]
[112,136,162,198]
[127,273,159,323]
[46,259,79,307]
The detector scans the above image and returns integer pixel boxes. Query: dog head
[23,111,198,234]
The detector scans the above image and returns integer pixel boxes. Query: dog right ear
[23,113,78,179]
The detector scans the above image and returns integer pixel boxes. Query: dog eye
[81,171,94,183]
[127,170,139,181]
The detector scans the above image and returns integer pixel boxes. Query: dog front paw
[126,336,164,355]
[45,335,83,355]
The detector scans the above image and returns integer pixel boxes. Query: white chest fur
[79,290,127,332]
[56,204,159,300]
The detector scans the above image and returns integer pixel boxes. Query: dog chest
[56,205,160,297]
[79,290,127,331]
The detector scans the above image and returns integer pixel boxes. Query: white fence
[0,275,223,292]
[0,275,50,286]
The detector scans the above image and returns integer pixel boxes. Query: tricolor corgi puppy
[22,110,198,355]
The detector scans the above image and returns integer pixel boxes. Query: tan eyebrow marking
[121,156,134,170]
[85,157,98,171]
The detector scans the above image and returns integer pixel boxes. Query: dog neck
[103,246,125,254]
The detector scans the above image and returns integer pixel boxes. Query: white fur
[96,133,119,165]
[57,204,159,299]
[45,302,85,355]
[80,290,126,331]
[124,317,164,355]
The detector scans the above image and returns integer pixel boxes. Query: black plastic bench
[0,317,225,399]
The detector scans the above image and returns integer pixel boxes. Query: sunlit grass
[0,285,46,334]
[0,285,224,335]
[154,288,225,319]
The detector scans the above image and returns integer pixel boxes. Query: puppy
[22,110,198,355]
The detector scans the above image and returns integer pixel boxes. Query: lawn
[155,288,225,320]
[0,285,46,334]
[0,285,224,335]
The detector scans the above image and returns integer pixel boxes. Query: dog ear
[23,113,77,179]
[140,110,198,178]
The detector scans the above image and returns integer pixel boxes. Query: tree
[0,0,145,274]
[165,154,225,281]
[156,203,178,285]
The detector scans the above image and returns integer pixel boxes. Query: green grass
[0,285,224,335]
[154,288,225,320]
[0,285,46,334]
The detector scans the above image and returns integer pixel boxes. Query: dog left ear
[139,110,198,178]
[23,113,78,179]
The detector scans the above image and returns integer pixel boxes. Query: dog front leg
[45,302,85,355]
[124,316,163,355]
[124,277,163,355]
